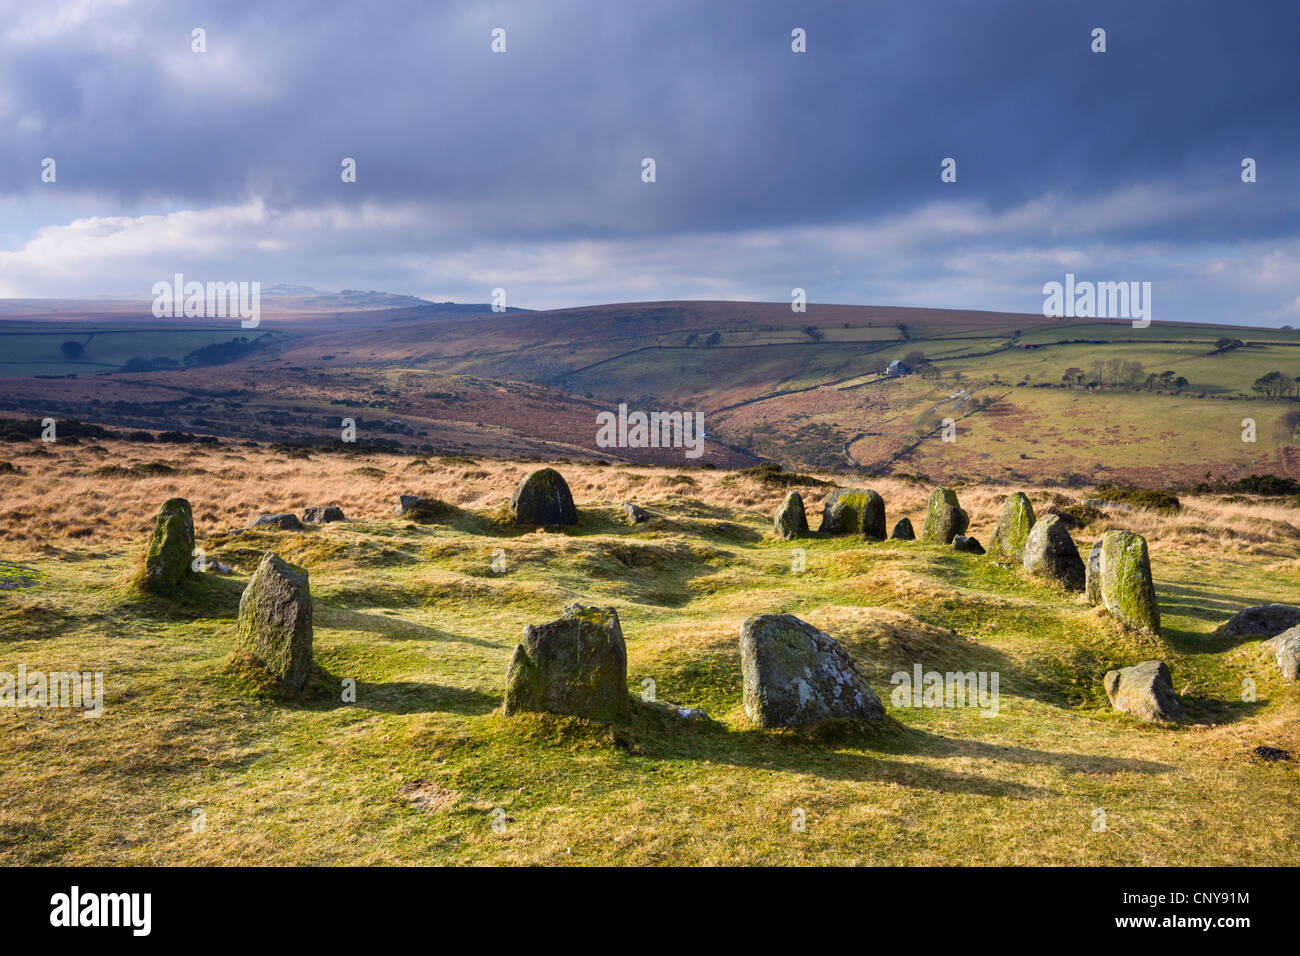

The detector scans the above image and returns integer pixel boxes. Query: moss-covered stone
[1085,538,1104,604]
[1099,530,1160,634]
[739,613,885,728]
[393,494,453,523]
[236,551,313,690]
[987,492,1035,562]
[819,488,886,539]
[1022,514,1085,591]
[921,487,968,544]
[890,518,915,540]
[1263,626,1300,681]
[1103,659,1182,723]
[773,491,809,539]
[509,468,578,526]
[504,604,630,721]
[138,497,195,593]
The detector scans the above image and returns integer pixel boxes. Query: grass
[0,443,1298,865]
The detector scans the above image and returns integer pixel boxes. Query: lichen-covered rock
[1103,660,1183,723]
[921,487,968,544]
[622,502,650,525]
[509,468,578,526]
[236,552,313,690]
[302,506,345,523]
[139,497,195,592]
[890,518,915,540]
[1022,514,1086,591]
[818,488,885,538]
[504,604,629,721]
[1217,604,1300,638]
[773,491,809,539]
[1263,626,1300,681]
[252,513,303,531]
[987,492,1035,562]
[952,535,985,555]
[1098,530,1160,633]
[1085,538,1104,604]
[393,494,451,522]
[739,614,885,728]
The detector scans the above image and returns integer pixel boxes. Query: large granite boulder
[504,604,629,721]
[1217,604,1300,638]
[987,492,1035,562]
[138,497,195,592]
[921,487,968,544]
[252,513,304,531]
[818,488,885,538]
[236,552,313,690]
[739,614,886,729]
[1022,514,1086,591]
[1085,539,1104,604]
[1263,626,1300,681]
[773,491,809,540]
[1098,530,1160,633]
[302,506,345,523]
[890,518,915,540]
[509,468,578,526]
[1103,660,1183,723]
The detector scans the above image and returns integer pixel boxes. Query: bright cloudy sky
[0,0,1297,325]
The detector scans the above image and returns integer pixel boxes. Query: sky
[0,0,1297,325]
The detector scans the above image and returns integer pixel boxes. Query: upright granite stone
[890,518,915,540]
[987,492,1035,562]
[1103,660,1183,723]
[1085,539,1104,604]
[509,468,578,526]
[1263,626,1300,681]
[921,488,968,544]
[818,488,886,538]
[1022,514,1086,591]
[739,614,886,729]
[236,552,313,690]
[139,497,195,592]
[1217,604,1300,638]
[504,604,630,721]
[773,491,809,540]
[1098,530,1160,633]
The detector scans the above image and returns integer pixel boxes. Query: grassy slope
[1,446,1297,865]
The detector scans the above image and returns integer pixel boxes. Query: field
[1,440,1297,865]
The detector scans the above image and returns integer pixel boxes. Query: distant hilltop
[261,284,532,313]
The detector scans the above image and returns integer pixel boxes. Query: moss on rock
[987,492,1035,562]
[504,604,630,722]
[773,491,809,540]
[819,488,886,539]
[137,497,195,593]
[921,487,968,544]
[509,468,578,526]
[1099,529,1160,634]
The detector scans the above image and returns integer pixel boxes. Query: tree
[1253,371,1286,399]
[59,340,84,361]
[1062,367,1083,387]
[1173,376,1189,393]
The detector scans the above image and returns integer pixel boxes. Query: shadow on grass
[316,606,502,648]
[114,571,245,621]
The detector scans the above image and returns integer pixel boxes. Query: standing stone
[987,492,1035,562]
[236,552,313,690]
[952,535,985,554]
[302,506,346,523]
[1263,626,1300,681]
[921,487,968,544]
[773,491,809,539]
[818,488,885,538]
[1099,530,1160,633]
[739,614,885,728]
[890,518,915,540]
[1103,660,1183,723]
[1217,604,1300,637]
[1085,539,1104,604]
[509,468,578,525]
[1022,514,1086,591]
[138,497,195,592]
[504,604,629,721]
